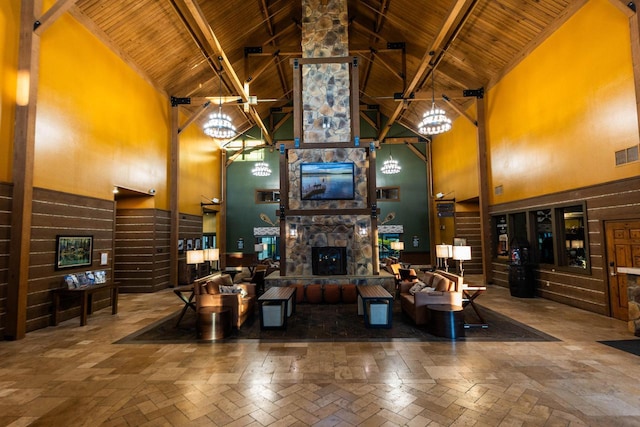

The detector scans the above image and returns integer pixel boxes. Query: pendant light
[203,70,236,139]
[418,71,452,136]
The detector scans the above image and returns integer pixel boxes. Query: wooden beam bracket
[463,88,484,98]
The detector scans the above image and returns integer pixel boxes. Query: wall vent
[615,145,639,166]
[494,185,503,195]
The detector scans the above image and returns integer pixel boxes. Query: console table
[356,285,393,328]
[52,282,119,326]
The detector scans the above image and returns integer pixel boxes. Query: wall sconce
[289,223,298,238]
[322,116,331,129]
[357,222,368,236]
[452,245,472,276]
[435,244,453,272]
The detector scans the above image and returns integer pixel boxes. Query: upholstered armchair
[194,274,256,328]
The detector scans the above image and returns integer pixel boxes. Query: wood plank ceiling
[69,0,586,144]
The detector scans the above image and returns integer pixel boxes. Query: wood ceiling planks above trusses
[70,0,587,142]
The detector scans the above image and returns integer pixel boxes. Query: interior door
[605,220,640,320]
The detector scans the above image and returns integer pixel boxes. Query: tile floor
[1,277,639,426]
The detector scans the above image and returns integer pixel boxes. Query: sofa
[194,273,256,328]
[398,270,464,326]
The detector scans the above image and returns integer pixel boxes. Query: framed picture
[186,239,194,251]
[453,237,467,246]
[56,236,93,270]
[178,238,184,253]
[195,238,201,250]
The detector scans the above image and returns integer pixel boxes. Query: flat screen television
[300,162,355,200]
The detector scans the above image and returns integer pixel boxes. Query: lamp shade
[452,245,472,261]
[390,241,404,251]
[204,248,219,261]
[436,244,453,258]
[186,249,205,265]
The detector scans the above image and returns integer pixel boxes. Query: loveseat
[398,270,464,325]
[194,273,256,328]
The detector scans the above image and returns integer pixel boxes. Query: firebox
[312,246,347,275]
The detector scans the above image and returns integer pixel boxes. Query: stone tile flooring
[1,277,639,426]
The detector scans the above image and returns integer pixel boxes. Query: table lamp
[452,245,471,276]
[435,244,453,272]
[204,248,219,271]
[186,249,205,281]
[390,241,404,262]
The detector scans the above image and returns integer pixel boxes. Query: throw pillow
[419,286,436,293]
[219,285,242,294]
[409,281,427,295]
[432,274,453,292]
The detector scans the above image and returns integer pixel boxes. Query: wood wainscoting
[490,176,640,317]
[0,182,11,338]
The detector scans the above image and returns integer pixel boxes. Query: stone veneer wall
[301,0,351,142]
[286,147,372,276]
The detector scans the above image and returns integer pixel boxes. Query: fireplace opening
[312,246,347,275]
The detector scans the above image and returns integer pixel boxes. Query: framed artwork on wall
[55,235,93,270]
[178,239,184,253]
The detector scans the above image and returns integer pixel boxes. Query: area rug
[598,339,640,357]
[116,302,558,344]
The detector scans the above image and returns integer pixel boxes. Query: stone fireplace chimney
[280,0,378,278]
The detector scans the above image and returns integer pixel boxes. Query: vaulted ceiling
[67,0,587,144]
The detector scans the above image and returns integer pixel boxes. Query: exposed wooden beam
[378,0,477,141]
[475,94,491,283]
[8,0,42,340]
[34,0,76,35]
[359,110,378,131]
[178,101,212,134]
[442,95,477,127]
[179,0,273,145]
[609,0,636,17]
[405,143,427,162]
[170,105,180,288]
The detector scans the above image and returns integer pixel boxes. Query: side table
[427,304,465,339]
[197,307,231,340]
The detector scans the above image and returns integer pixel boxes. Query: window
[256,236,280,261]
[255,189,280,203]
[560,205,587,269]
[535,209,554,264]
[376,187,400,201]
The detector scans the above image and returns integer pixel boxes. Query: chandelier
[203,70,236,139]
[418,71,452,136]
[251,161,271,177]
[380,155,401,174]
[203,112,236,139]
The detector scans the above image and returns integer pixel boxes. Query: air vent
[494,185,503,195]
[615,145,639,165]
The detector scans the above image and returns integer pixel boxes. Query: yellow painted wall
[178,120,222,215]
[431,103,479,203]
[36,12,170,207]
[487,0,639,204]
[0,0,19,183]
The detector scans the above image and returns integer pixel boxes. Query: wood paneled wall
[29,188,115,330]
[0,183,11,337]
[455,211,483,275]
[114,209,171,292]
[489,176,640,316]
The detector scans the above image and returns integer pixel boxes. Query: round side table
[427,304,465,339]
[197,306,231,340]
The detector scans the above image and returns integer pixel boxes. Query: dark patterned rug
[116,302,558,344]
[598,339,640,357]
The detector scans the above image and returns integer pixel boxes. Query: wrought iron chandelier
[418,71,452,136]
[251,161,272,177]
[380,155,401,174]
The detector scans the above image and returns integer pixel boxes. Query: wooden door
[605,220,640,320]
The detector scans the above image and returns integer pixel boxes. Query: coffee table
[356,285,393,328]
[258,286,296,330]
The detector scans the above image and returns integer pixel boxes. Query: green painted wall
[225,118,430,257]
